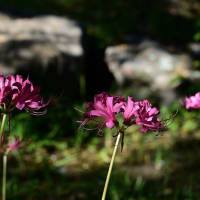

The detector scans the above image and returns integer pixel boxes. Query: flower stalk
[0,73,48,200]
[77,92,166,199]
[2,153,7,200]
[0,113,7,200]
[101,133,121,200]
[0,114,6,140]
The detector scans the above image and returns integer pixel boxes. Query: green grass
[1,104,200,199]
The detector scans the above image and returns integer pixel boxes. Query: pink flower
[0,74,14,106]
[122,97,139,125]
[134,100,164,133]
[12,78,49,115]
[85,92,109,110]
[78,93,166,135]
[6,137,24,154]
[89,96,122,129]
[184,92,200,110]
[78,92,124,133]
[0,73,49,115]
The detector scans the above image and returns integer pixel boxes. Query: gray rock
[0,13,83,74]
[188,42,200,56]
[105,40,199,104]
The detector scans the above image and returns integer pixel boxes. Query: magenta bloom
[0,135,24,154]
[12,78,49,115]
[6,137,23,154]
[89,96,123,129]
[134,100,164,133]
[0,73,48,115]
[0,74,14,106]
[184,92,200,110]
[78,92,165,135]
[78,92,124,133]
[122,97,139,125]
[85,92,109,110]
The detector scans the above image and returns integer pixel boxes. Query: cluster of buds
[78,92,165,135]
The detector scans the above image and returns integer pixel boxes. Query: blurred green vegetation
[0,101,200,199]
[0,0,200,199]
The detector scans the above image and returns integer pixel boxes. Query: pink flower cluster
[0,73,49,154]
[6,138,23,153]
[184,92,200,110]
[1,135,23,154]
[78,92,165,133]
[0,73,49,115]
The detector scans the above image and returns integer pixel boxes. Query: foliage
[0,0,200,199]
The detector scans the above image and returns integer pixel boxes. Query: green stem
[0,114,7,200]
[101,133,121,200]
[2,153,7,200]
[0,114,7,139]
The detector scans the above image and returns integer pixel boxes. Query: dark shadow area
[84,37,115,100]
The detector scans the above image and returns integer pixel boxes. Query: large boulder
[105,40,200,104]
[0,12,84,95]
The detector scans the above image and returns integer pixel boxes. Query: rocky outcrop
[105,40,200,104]
[0,14,83,72]
[0,13,84,95]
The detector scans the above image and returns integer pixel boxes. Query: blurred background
[0,0,200,199]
